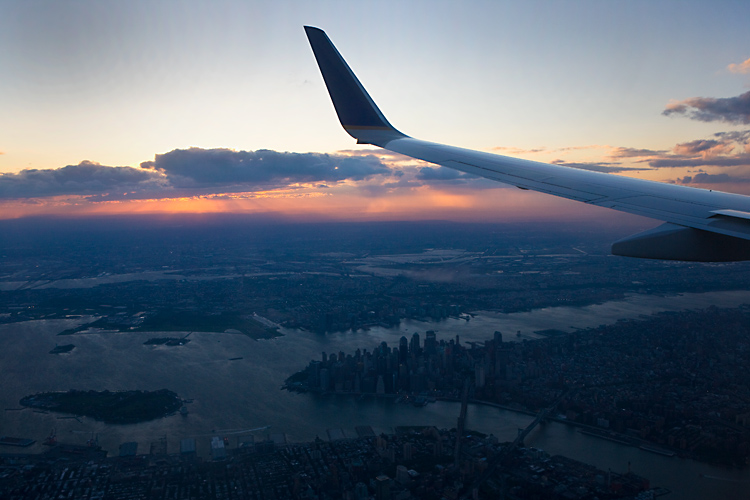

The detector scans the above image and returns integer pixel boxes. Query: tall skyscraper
[410,332,420,355]
[399,336,408,364]
[396,465,410,484]
[376,375,385,394]
[494,330,503,345]
[475,364,485,388]
[354,482,369,500]
[425,331,437,356]
[403,442,413,461]
[375,475,391,500]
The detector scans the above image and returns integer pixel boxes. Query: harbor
[0,436,35,447]
[2,295,750,499]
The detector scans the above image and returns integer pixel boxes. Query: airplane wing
[304,26,750,262]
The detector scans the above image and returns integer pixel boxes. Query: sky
[1,0,750,224]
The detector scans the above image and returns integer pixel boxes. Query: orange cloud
[728,57,750,74]
[673,139,734,159]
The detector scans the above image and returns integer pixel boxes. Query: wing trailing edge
[304,26,750,262]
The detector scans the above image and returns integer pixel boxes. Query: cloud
[728,57,750,75]
[6,130,750,208]
[662,91,750,124]
[492,146,547,155]
[554,145,608,152]
[672,139,734,158]
[0,148,397,200]
[0,161,165,199]
[140,148,390,189]
[677,172,750,184]
[550,160,650,173]
[714,130,750,153]
[714,130,750,142]
[649,155,750,168]
[638,130,750,169]
[607,147,667,159]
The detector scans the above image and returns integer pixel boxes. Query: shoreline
[283,388,739,469]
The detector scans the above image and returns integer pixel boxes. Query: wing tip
[304,25,405,145]
[303,26,323,38]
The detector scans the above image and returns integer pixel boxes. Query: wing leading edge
[304,26,750,261]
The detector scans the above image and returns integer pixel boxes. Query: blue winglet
[304,26,406,145]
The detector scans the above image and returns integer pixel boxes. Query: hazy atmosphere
[3,2,750,500]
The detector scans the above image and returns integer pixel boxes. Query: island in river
[19,389,182,424]
[48,344,75,354]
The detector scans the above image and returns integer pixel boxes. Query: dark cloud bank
[0,161,164,199]
[140,148,389,188]
[2,146,516,202]
[0,148,392,200]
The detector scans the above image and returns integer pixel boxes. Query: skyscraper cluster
[296,330,512,398]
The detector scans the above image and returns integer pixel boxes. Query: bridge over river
[461,388,576,498]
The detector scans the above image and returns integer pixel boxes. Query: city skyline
[2,0,750,221]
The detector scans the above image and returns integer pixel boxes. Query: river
[2,290,750,499]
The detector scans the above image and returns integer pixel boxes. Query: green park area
[20,389,182,424]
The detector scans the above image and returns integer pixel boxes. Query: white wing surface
[304,26,750,261]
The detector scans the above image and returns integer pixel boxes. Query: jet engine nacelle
[612,222,750,262]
